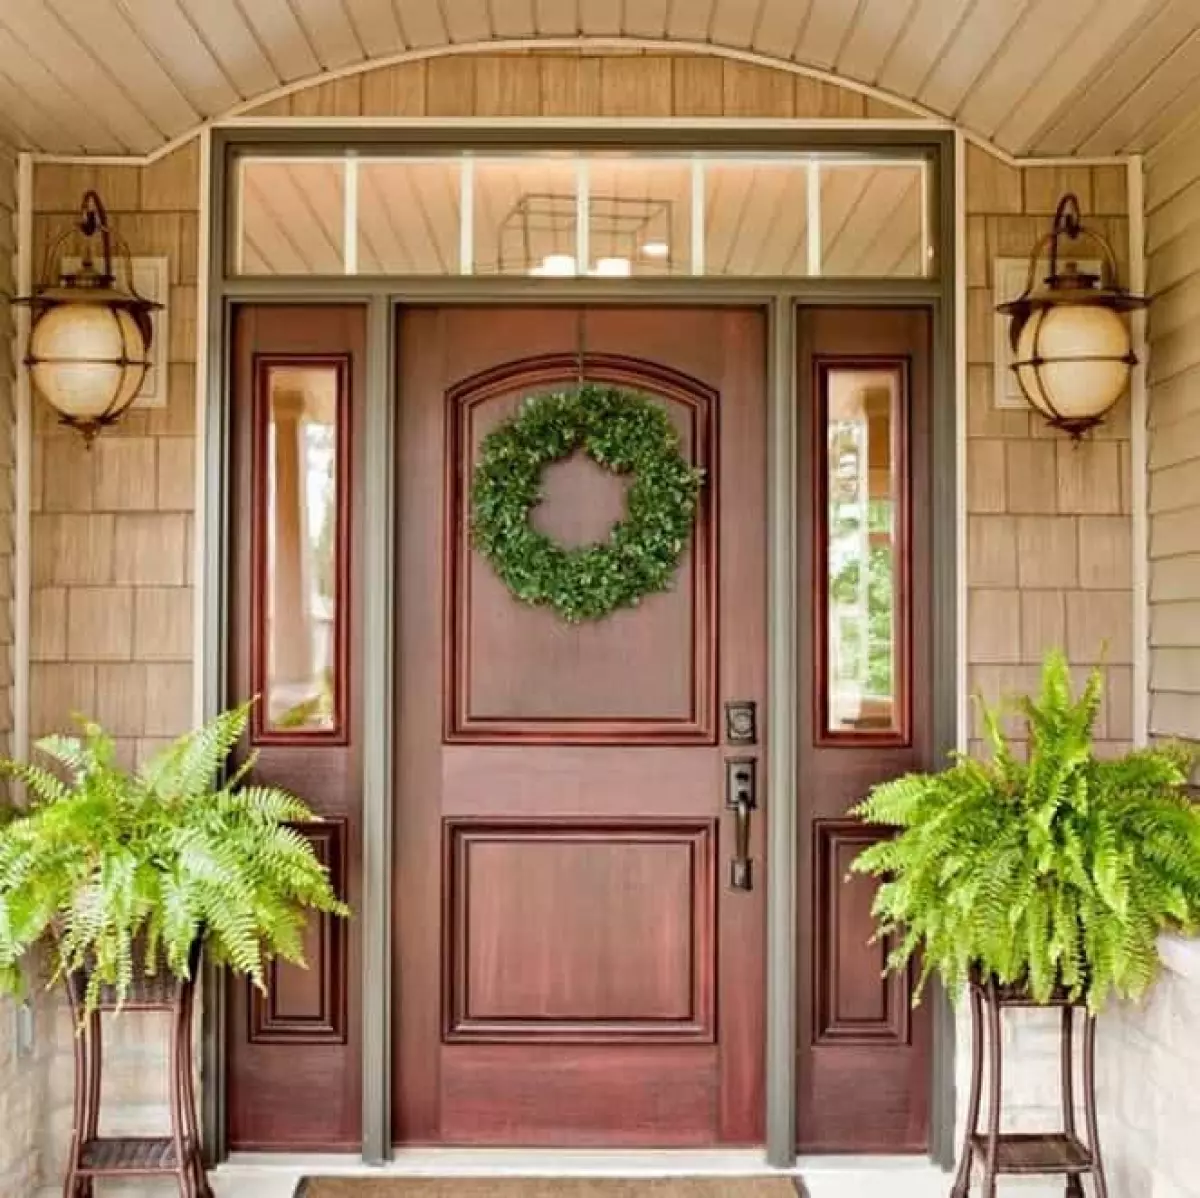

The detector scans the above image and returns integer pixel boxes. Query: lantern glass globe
[1015,303,1131,422]
[27,303,147,421]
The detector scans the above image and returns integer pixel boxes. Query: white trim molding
[1127,155,1150,749]
[13,152,32,766]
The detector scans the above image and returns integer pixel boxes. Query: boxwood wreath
[471,384,704,623]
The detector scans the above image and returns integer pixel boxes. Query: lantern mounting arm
[1013,191,1122,302]
[77,189,114,285]
[35,188,147,312]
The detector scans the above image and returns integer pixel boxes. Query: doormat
[295,1178,801,1198]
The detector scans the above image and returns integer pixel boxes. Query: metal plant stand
[61,941,211,1198]
[951,974,1108,1198]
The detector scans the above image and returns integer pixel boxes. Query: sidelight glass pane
[819,162,929,277]
[237,158,346,275]
[259,361,344,737]
[821,364,907,741]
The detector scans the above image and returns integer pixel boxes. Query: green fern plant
[851,649,1200,1011]
[0,702,349,1015]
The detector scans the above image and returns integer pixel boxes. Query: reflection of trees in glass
[828,416,894,699]
[306,422,337,603]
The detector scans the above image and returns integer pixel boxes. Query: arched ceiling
[1,0,1198,158]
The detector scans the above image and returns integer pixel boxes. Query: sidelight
[817,362,910,744]
[254,358,348,740]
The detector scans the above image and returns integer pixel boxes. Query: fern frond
[0,702,350,1018]
[851,652,1200,1012]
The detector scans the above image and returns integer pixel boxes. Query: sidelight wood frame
[201,124,959,1172]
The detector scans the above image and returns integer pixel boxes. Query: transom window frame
[226,135,937,282]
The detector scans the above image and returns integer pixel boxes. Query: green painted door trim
[201,125,959,1171]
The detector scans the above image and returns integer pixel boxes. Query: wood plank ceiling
[2,0,1198,158]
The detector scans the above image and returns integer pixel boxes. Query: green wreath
[471,384,704,623]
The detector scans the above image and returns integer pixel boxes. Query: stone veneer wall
[23,50,1139,1195]
[29,141,199,1196]
[0,141,43,1198]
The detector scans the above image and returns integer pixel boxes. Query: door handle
[726,757,757,891]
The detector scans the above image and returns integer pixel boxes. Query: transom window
[233,150,933,279]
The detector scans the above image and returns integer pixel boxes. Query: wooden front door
[392,306,768,1146]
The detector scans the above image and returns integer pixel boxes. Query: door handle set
[725,756,757,891]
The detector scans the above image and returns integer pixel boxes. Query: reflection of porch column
[271,389,313,688]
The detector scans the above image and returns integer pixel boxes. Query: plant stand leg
[62,1011,87,1198]
[980,981,1002,1198]
[1061,1007,1084,1198]
[1082,1013,1109,1198]
[951,984,985,1198]
[179,981,213,1198]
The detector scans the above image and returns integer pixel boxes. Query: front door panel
[393,307,767,1146]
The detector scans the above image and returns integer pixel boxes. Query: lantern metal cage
[997,193,1147,439]
[18,189,161,444]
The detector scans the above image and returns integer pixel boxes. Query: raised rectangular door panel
[444,819,715,1040]
[394,306,767,1146]
[446,353,717,743]
[226,306,365,1152]
[796,307,933,1153]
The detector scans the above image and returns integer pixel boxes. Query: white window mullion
[807,159,822,278]
[343,155,358,275]
[460,155,475,276]
[576,156,589,277]
[691,157,705,277]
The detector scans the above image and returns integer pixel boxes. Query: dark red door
[796,307,934,1152]
[393,306,768,1146]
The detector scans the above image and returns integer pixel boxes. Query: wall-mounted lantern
[997,193,1146,439]
[17,190,160,445]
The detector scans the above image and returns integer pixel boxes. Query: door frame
[200,124,960,1171]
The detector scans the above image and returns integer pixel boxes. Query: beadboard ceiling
[1,0,1199,158]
